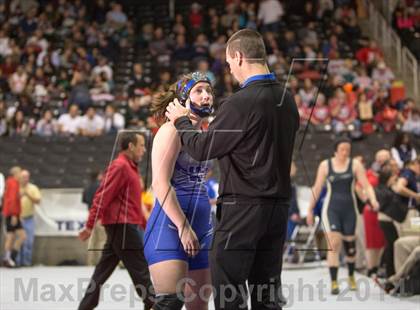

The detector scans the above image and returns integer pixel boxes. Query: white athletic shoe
[2,258,16,268]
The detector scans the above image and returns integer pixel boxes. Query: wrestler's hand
[79,227,92,241]
[306,213,314,226]
[165,98,190,123]
[11,216,18,226]
[178,222,199,257]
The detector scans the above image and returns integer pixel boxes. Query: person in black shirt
[166,29,299,310]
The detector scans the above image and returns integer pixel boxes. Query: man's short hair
[119,132,143,151]
[226,29,266,65]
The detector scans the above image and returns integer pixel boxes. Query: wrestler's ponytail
[150,83,177,124]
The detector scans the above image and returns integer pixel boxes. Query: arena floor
[1,266,419,310]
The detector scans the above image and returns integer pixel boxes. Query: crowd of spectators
[0,0,418,140]
[392,0,420,60]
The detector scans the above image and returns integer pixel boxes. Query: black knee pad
[343,240,356,258]
[153,293,184,310]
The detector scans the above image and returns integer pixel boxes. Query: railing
[366,1,419,101]
[370,0,398,23]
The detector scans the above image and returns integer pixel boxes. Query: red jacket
[2,177,21,216]
[86,153,146,230]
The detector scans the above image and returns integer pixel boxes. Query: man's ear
[235,51,242,65]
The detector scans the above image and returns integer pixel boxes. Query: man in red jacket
[78,132,154,310]
[2,166,26,267]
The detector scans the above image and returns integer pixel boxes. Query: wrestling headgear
[176,72,213,118]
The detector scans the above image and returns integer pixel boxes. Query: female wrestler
[144,72,214,310]
[307,138,379,295]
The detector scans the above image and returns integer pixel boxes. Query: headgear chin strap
[176,72,213,117]
[189,101,213,118]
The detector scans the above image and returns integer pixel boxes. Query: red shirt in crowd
[86,153,146,230]
[2,176,21,216]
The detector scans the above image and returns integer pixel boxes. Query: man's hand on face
[165,98,190,124]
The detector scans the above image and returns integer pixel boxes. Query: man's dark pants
[78,224,154,310]
[211,201,289,310]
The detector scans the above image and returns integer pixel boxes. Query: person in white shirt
[79,106,104,137]
[257,0,284,32]
[103,104,125,134]
[371,61,395,89]
[92,56,113,82]
[57,104,81,136]
[36,110,58,137]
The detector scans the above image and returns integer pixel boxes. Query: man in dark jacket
[166,29,299,309]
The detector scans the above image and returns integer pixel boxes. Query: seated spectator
[355,39,384,68]
[394,7,415,40]
[152,69,172,92]
[8,66,28,95]
[354,66,372,91]
[92,56,113,82]
[189,2,204,33]
[149,27,172,66]
[8,110,31,137]
[402,108,420,136]
[36,110,57,137]
[106,3,127,30]
[209,34,226,59]
[330,89,358,133]
[128,63,151,95]
[298,78,318,107]
[78,106,104,137]
[196,59,216,86]
[90,72,114,103]
[342,16,362,50]
[310,94,331,128]
[372,87,398,132]
[103,104,124,134]
[192,33,210,60]
[294,94,309,125]
[302,1,318,24]
[68,70,92,112]
[297,21,319,48]
[125,95,150,129]
[26,29,49,54]
[257,0,284,33]
[221,3,239,30]
[57,104,81,136]
[394,158,420,211]
[172,13,187,36]
[398,98,415,124]
[279,30,300,59]
[1,56,17,78]
[372,61,395,89]
[382,236,420,295]
[317,0,334,19]
[287,76,299,96]
[357,92,374,123]
[172,34,193,62]
[391,132,417,168]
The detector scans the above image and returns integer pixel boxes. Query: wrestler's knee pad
[153,293,184,310]
[343,240,356,258]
